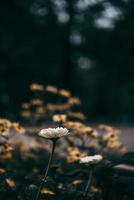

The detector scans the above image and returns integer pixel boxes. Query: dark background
[0,0,134,122]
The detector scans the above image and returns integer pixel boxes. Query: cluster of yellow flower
[21,83,83,122]
[63,120,98,138]
[67,147,87,163]
[20,83,126,155]
[0,118,26,160]
[0,118,26,138]
[99,124,127,152]
[21,99,45,120]
[0,145,13,159]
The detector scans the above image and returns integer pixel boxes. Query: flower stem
[83,169,93,197]
[35,138,57,200]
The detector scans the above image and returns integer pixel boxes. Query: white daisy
[39,127,69,139]
[80,155,103,165]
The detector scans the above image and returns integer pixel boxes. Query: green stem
[83,169,93,197]
[35,138,57,200]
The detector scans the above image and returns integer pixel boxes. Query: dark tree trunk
[62,0,74,89]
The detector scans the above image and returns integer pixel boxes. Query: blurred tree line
[0,0,134,122]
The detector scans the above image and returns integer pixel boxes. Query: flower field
[0,83,134,200]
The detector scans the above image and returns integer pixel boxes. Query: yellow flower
[30,83,44,91]
[30,99,44,106]
[77,126,98,138]
[67,147,87,163]
[0,119,12,128]
[67,112,86,120]
[68,97,81,105]
[47,103,70,112]
[0,119,12,138]
[46,85,58,94]
[41,188,56,195]
[5,178,15,188]
[59,89,71,98]
[99,124,115,132]
[64,121,84,129]
[0,168,6,174]
[0,145,13,159]
[0,126,9,138]
[52,114,67,123]
[90,186,102,193]
[72,179,83,185]
[12,123,26,134]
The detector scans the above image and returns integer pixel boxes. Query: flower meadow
[0,83,133,200]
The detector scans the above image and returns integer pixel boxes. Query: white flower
[39,127,69,139]
[80,155,103,165]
